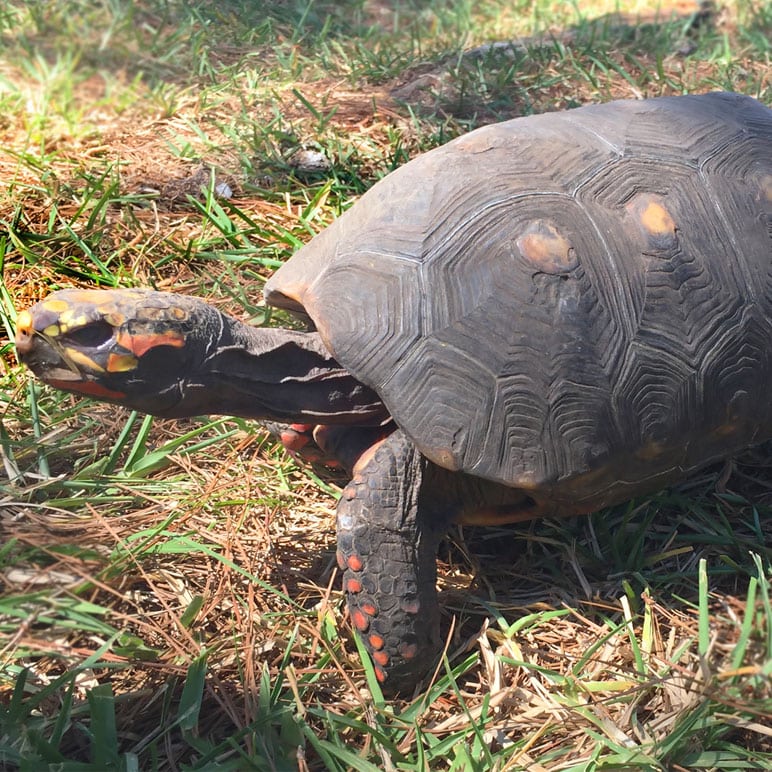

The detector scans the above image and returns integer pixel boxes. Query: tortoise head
[16,288,389,424]
[15,288,221,416]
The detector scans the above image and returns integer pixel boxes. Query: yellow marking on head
[107,352,138,373]
[17,310,32,332]
[640,200,676,235]
[57,312,90,334]
[137,306,165,322]
[64,347,105,373]
[44,324,61,338]
[171,306,188,320]
[516,221,577,274]
[104,313,126,327]
[42,298,71,313]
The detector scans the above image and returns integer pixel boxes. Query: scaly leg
[335,429,452,691]
[336,428,544,692]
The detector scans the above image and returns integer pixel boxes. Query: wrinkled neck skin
[170,311,389,425]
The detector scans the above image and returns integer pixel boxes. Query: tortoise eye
[62,320,115,348]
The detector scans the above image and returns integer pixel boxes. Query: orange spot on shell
[627,193,677,242]
[640,200,675,235]
[374,665,388,683]
[516,220,577,273]
[369,634,385,650]
[398,642,418,660]
[336,551,346,570]
[346,554,363,572]
[117,330,185,358]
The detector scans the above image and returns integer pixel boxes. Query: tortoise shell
[265,92,772,513]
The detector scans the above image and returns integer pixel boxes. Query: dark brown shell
[265,93,772,511]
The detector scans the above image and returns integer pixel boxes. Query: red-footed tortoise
[15,92,772,692]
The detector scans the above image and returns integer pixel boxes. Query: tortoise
[15,91,772,692]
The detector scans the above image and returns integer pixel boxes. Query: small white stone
[288,148,331,173]
[215,181,233,199]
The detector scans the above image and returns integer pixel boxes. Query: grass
[1,0,771,768]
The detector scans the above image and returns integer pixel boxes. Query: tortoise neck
[173,313,389,425]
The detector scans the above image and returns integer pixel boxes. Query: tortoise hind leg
[336,429,450,691]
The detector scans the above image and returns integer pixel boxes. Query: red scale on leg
[277,423,343,467]
[335,430,456,692]
[351,608,370,632]
[372,650,389,667]
[359,600,378,617]
[346,577,362,593]
[400,598,421,615]
[279,424,314,452]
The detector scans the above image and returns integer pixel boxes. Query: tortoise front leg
[335,429,452,692]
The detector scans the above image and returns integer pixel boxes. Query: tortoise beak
[15,309,86,382]
[13,309,35,356]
